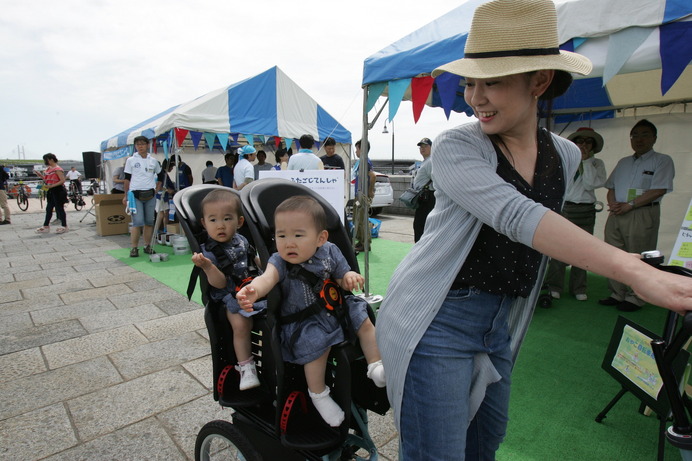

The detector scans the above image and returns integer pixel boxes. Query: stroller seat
[174,185,276,410]
[240,178,389,452]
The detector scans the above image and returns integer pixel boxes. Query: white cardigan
[376,121,580,429]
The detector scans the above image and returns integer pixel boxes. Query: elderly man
[598,119,675,312]
[412,137,435,242]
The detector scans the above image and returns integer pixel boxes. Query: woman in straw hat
[546,127,607,302]
[375,0,692,459]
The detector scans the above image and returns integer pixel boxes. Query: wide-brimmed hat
[567,127,604,154]
[432,0,592,99]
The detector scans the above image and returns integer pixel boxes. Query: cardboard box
[95,194,131,236]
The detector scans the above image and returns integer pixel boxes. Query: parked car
[350,172,394,216]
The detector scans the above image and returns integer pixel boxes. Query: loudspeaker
[82,151,102,179]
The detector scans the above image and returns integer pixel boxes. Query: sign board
[668,195,692,269]
[601,316,689,416]
[258,170,345,223]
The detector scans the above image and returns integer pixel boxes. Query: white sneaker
[549,291,561,299]
[575,294,588,301]
[309,387,344,427]
[236,361,260,391]
[367,360,386,388]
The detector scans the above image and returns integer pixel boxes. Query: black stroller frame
[174,180,389,461]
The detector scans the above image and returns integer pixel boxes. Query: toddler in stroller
[191,189,267,391]
[237,195,385,427]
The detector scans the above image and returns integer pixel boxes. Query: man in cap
[546,127,607,301]
[598,119,675,312]
[412,137,435,242]
[233,145,257,191]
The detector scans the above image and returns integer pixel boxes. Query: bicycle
[67,180,85,211]
[15,181,30,211]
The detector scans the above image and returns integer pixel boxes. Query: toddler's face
[274,210,327,264]
[201,201,243,243]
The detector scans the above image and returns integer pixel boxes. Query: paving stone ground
[0,198,407,460]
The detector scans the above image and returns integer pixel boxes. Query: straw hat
[567,127,604,154]
[432,0,592,99]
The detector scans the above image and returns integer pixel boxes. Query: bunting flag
[435,73,462,119]
[174,128,189,147]
[245,134,254,147]
[388,78,411,121]
[162,141,169,157]
[216,133,229,151]
[257,135,266,144]
[275,136,282,148]
[366,82,387,112]
[660,21,692,94]
[190,131,203,150]
[231,133,239,145]
[285,138,293,150]
[603,27,653,85]
[204,132,216,151]
[411,76,435,123]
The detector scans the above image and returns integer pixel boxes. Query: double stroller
[174,179,390,461]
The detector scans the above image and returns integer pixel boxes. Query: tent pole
[360,85,371,296]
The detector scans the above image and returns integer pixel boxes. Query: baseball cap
[417,138,432,146]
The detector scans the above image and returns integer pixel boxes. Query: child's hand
[341,271,364,292]
[191,252,212,270]
[236,286,258,312]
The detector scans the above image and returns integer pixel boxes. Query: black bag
[134,189,155,201]
[399,187,423,209]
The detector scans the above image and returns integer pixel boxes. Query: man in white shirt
[66,167,83,194]
[201,160,217,184]
[598,119,675,311]
[287,134,324,170]
[546,128,607,301]
[233,145,257,191]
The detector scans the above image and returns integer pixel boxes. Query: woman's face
[464,73,538,138]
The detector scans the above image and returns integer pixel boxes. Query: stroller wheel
[195,420,262,461]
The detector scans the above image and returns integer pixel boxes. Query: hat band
[464,47,560,59]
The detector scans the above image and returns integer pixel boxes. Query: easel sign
[258,170,344,223]
[669,195,692,269]
[601,316,689,416]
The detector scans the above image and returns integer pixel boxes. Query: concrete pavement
[0,197,409,461]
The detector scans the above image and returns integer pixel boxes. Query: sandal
[56,227,68,234]
[36,226,50,234]
[143,245,156,255]
[130,247,139,258]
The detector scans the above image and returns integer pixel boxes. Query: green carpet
[109,241,685,460]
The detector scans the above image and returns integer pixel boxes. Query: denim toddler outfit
[202,233,267,317]
[269,241,368,365]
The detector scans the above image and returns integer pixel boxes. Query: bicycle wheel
[195,420,262,461]
[74,195,84,211]
[17,193,29,211]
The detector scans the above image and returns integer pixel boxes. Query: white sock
[367,360,386,388]
[308,387,344,427]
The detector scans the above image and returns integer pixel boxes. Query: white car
[350,172,394,216]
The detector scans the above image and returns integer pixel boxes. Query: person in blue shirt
[215,153,235,187]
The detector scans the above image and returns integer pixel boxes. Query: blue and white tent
[362,0,692,123]
[101,66,351,160]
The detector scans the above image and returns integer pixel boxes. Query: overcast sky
[1,0,477,163]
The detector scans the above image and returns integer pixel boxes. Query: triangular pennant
[245,134,254,147]
[275,136,282,148]
[204,132,216,151]
[257,135,266,144]
[435,73,462,120]
[366,82,387,112]
[572,37,587,50]
[388,79,411,122]
[162,141,169,157]
[216,133,229,151]
[128,145,134,156]
[603,27,653,85]
[285,139,293,150]
[314,141,321,150]
[660,21,692,95]
[174,128,189,147]
[231,133,239,144]
[411,76,435,123]
[190,131,203,150]
[152,139,158,154]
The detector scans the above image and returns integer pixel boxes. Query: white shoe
[575,294,588,301]
[309,387,344,427]
[367,360,386,388]
[549,291,561,299]
[236,361,260,390]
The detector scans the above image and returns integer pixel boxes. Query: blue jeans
[400,287,514,461]
[131,196,156,228]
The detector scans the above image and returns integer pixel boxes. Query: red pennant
[174,128,189,147]
[275,136,282,148]
[411,76,435,123]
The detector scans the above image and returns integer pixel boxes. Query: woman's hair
[275,195,327,232]
[274,148,288,163]
[133,135,149,145]
[201,189,243,218]
[43,153,58,164]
